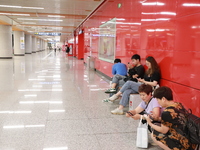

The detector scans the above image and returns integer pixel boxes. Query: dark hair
[114,58,121,63]
[146,56,160,75]
[153,86,173,100]
[131,54,140,61]
[138,84,153,95]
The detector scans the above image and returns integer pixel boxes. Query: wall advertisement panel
[98,18,116,63]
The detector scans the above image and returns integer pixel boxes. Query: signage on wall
[34,32,61,36]
[20,37,25,49]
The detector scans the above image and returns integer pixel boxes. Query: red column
[77,32,84,59]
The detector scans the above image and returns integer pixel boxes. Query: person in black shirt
[109,56,161,115]
[104,54,145,94]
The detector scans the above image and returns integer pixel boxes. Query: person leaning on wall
[126,84,162,132]
[145,86,196,150]
[108,56,161,115]
[104,54,145,94]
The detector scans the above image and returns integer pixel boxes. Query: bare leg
[151,133,171,150]
[111,83,117,89]
[118,105,124,110]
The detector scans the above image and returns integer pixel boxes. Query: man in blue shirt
[112,59,127,76]
[105,59,127,93]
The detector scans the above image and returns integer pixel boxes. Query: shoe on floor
[102,99,113,103]
[111,108,123,115]
[150,142,157,146]
[105,88,117,93]
[108,94,119,101]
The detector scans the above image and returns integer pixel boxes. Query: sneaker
[150,142,157,146]
[108,94,119,101]
[111,108,123,115]
[102,99,113,103]
[105,88,117,93]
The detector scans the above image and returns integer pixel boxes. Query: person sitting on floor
[104,54,145,94]
[104,58,127,94]
[146,86,196,150]
[107,56,160,115]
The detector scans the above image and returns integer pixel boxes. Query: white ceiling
[0,0,103,42]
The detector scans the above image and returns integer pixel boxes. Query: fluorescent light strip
[17,18,63,21]
[49,110,65,112]
[19,101,63,104]
[0,5,44,9]
[3,124,45,129]
[0,13,30,16]
[0,111,31,114]
[43,147,68,150]
[48,15,65,18]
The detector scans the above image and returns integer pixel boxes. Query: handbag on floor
[136,115,148,148]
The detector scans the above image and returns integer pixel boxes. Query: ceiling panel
[0,0,104,42]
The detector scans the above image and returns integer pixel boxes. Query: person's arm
[112,65,116,75]
[126,106,144,120]
[149,107,160,121]
[146,116,169,134]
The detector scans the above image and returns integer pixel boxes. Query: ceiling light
[0,13,30,16]
[17,18,63,22]
[48,15,65,18]
[21,22,36,24]
[0,5,44,9]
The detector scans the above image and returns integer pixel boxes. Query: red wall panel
[76,0,200,116]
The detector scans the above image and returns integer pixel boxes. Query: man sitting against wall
[103,54,145,102]
[104,58,127,93]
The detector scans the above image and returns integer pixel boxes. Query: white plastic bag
[136,116,148,148]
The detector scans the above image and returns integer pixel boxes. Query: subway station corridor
[0,51,161,150]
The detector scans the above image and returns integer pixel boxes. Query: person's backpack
[176,104,200,145]
[184,109,200,145]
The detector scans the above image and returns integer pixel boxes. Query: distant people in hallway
[104,54,145,94]
[54,47,56,53]
[109,56,161,115]
[146,86,196,150]
[66,45,70,54]
[126,84,162,132]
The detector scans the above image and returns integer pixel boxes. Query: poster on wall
[20,37,24,49]
[98,18,116,63]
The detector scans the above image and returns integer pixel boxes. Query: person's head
[114,58,121,63]
[138,84,153,103]
[153,86,173,107]
[145,56,160,75]
[131,54,141,65]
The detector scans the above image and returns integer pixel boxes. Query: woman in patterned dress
[146,86,196,150]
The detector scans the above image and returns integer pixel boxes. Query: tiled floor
[0,51,162,150]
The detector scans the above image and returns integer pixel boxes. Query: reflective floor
[0,51,162,150]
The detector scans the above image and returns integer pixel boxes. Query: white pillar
[14,31,25,56]
[25,34,32,54]
[0,25,12,58]
[32,36,36,53]
[37,38,40,52]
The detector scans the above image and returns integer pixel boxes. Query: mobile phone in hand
[127,111,134,116]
